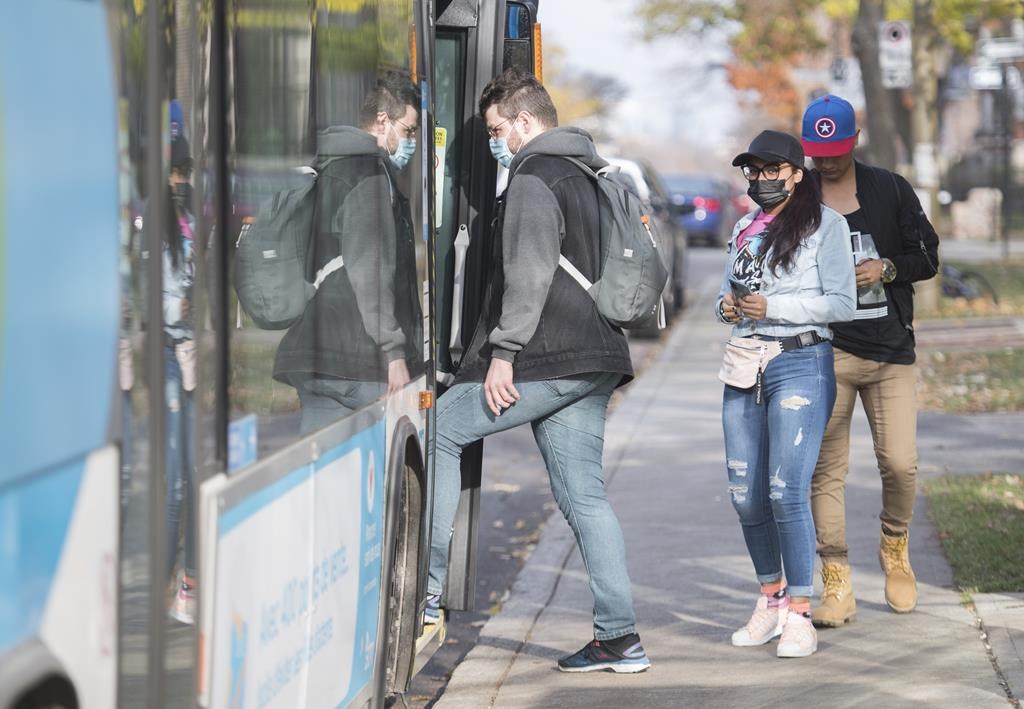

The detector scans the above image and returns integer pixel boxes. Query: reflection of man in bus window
[274,72,423,435]
[165,135,198,625]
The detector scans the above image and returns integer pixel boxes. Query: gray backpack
[234,165,345,330]
[530,156,669,329]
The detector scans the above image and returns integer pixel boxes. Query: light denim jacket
[714,205,856,339]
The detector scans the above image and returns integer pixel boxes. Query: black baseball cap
[732,130,805,168]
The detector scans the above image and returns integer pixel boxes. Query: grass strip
[917,349,1024,413]
[924,473,1024,594]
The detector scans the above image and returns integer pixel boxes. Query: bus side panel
[0,1,120,704]
[38,447,119,708]
[0,462,83,655]
[204,420,387,708]
[0,0,120,484]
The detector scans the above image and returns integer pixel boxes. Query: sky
[539,0,742,168]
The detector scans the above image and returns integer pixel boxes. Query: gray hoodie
[490,127,608,358]
[454,125,632,385]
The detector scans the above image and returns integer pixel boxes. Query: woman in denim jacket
[163,136,198,624]
[715,130,855,658]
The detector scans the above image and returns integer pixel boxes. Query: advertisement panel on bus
[202,415,387,708]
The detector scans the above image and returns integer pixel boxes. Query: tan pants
[811,349,918,560]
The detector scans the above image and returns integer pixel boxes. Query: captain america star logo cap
[801,94,857,157]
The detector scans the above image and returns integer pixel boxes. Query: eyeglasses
[741,163,790,181]
[393,118,417,139]
[487,117,513,138]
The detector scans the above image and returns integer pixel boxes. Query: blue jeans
[428,371,636,640]
[165,344,196,580]
[295,377,386,436]
[722,342,836,598]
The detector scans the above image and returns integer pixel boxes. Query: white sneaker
[777,611,817,658]
[732,594,787,646]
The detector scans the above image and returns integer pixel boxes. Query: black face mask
[747,179,789,210]
[172,182,192,211]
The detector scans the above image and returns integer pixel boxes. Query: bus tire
[13,676,77,709]
[372,421,425,706]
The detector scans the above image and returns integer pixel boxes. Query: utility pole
[1001,62,1013,259]
[911,0,941,312]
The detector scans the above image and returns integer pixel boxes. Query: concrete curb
[973,592,1024,705]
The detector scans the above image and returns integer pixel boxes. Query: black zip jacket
[274,129,422,384]
[816,161,940,353]
[454,128,633,384]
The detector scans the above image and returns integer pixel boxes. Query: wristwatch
[880,258,896,284]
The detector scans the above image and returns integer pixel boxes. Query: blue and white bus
[0,1,541,706]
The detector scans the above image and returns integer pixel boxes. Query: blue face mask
[488,121,520,169]
[389,136,416,170]
[387,121,416,170]
[489,137,514,169]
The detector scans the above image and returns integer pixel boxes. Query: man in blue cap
[801,94,940,627]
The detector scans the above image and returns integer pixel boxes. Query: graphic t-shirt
[730,213,774,292]
[831,209,914,363]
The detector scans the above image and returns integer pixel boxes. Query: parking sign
[879,21,912,89]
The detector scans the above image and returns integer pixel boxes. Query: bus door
[110,0,214,705]
[433,0,541,612]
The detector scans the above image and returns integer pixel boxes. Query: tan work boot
[879,530,917,613]
[812,559,856,627]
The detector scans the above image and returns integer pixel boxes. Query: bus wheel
[14,677,77,709]
[374,434,424,706]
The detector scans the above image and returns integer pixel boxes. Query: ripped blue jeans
[722,341,836,598]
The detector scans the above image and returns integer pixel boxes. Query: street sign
[969,64,1022,91]
[879,21,912,89]
[978,37,1024,63]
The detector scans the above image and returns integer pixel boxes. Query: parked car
[663,173,736,247]
[605,157,691,334]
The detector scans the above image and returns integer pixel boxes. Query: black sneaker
[557,633,650,673]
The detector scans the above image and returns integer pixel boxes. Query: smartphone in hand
[729,278,753,299]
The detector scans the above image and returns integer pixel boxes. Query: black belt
[751,331,826,352]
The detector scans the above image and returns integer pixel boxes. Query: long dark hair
[763,166,822,275]
[166,184,184,270]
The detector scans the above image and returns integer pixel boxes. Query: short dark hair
[359,70,421,129]
[479,68,558,127]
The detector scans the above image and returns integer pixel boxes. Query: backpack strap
[886,167,938,275]
[888,169,903,210]
[558,254,592,290]
[313,255,345,289]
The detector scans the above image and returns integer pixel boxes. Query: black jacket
[821,161,940,341]
[455,128,633,384]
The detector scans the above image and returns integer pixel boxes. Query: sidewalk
[434,269,1023,709]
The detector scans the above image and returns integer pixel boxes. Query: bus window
[433,32,466,380]
[226,0,311,465]
[228,1,424,460]
[502,2,536,74]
